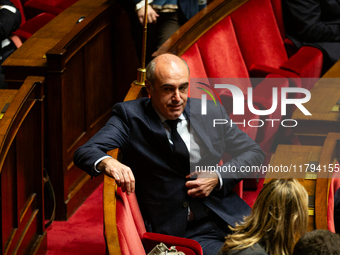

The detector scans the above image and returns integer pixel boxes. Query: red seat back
[182,16,262,143]
[230,0,288,70]
[327,170,340,233]
[115,187,203,255]
[116,188,146,255]
[195,16,250,82]
[181,16,252,110]
[270,0,285,40]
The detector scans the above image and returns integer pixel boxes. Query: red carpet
[46,183,106,255]
[46,180,262,254]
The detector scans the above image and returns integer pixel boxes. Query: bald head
[145,53,189,120]
[146,54,190,87]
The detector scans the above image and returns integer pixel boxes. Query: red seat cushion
[10,0,56,41]
[142,232,202,255]
[17,12,55,37]
[231,0,323,82]
[280,46,323,82]
[116,187,203,255]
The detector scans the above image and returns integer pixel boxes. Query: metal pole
[134,0,148,86]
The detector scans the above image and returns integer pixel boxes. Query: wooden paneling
[43,0,122,220]
[3,0,110,88]
[292,63,340,145]
[3,0,140,220]
[0,77,46,255]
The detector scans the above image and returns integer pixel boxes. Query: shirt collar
[153,109,186,123]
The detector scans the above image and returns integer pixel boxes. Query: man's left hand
[185,171,219,198]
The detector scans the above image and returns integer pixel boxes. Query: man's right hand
[137,5,159,25]
[98,157,135,195]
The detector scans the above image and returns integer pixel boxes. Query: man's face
[146,57,189,120]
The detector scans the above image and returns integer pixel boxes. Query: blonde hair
[222,179,308,255]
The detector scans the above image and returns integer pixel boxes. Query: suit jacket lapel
[144,100,188,176]
[144,99,213,174]
[144,100,173,154]
[185,99,213,157]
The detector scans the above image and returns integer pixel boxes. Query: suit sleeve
[284,0,340,42]
[73,103,130,176]
[217,104,265,195]
[0,0,21,41]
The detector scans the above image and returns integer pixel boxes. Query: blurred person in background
[283,0,340,73]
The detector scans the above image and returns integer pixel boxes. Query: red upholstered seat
[182,16,289,154]
[327,169,340,233]
[182,43,208,80]
[115,186,203,255]
[270,0,301,57]
[230,0,323,88]
[11,0,55,41]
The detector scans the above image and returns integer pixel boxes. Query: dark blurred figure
[283,0,340,73]
[293,229,340,255]
[0,0,21,89]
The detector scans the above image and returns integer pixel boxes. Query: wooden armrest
[104,149,122,255]
[103,84,147,255]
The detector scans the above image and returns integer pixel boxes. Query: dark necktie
[166,119,190,172]
[166,119,208,221]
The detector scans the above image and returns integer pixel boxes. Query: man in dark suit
[283,0,340,72]
[74,54,264,255]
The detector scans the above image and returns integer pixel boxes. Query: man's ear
[145,80,152,95]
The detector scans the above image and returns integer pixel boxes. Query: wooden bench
[264,132,340,232]
[0,77,46,254]
[292,60,340,146]
[3,0,140,220]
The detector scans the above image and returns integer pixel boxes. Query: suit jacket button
[183,202,189,208]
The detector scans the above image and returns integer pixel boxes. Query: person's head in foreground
[293,229,340,255]
[220,178,309,255]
